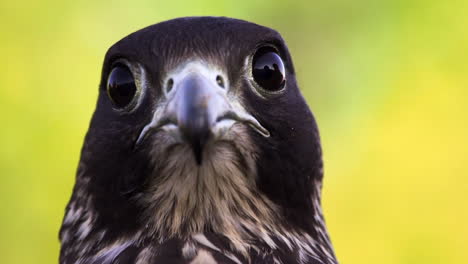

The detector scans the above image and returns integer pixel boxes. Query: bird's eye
[252,47,286,92]
[107,64,137,109]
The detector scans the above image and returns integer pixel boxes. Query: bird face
[61,17,334,264]
[135,60,270,164]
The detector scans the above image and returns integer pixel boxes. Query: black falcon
[59,17,338,264]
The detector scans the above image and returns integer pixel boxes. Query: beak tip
[191,140,204,165]
[194,153,203,165]
[185,129,211,166]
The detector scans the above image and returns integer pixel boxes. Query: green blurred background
[1,0,467,263]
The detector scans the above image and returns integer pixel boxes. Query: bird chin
[147,122,256,171]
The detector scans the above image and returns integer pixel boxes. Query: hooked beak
[173,73,223,163]
[136,63,269,165]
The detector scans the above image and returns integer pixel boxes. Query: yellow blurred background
[1,0,467,263]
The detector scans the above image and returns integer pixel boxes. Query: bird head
[64,17,326,257]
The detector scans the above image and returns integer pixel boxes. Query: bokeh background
[1,0,467,263]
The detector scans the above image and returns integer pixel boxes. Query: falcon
[59,16,338,264]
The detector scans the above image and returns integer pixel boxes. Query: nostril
[167,78,174,93]
[216,75,225,88]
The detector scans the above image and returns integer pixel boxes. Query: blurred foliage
[1,0,467,263]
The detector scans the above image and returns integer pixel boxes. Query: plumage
[59,16,338,264]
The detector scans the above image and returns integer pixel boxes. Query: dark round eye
[107,64,137,109]
[252,47,286,92]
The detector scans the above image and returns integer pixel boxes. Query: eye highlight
[106,64,137,109]
[252,47,286,92]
